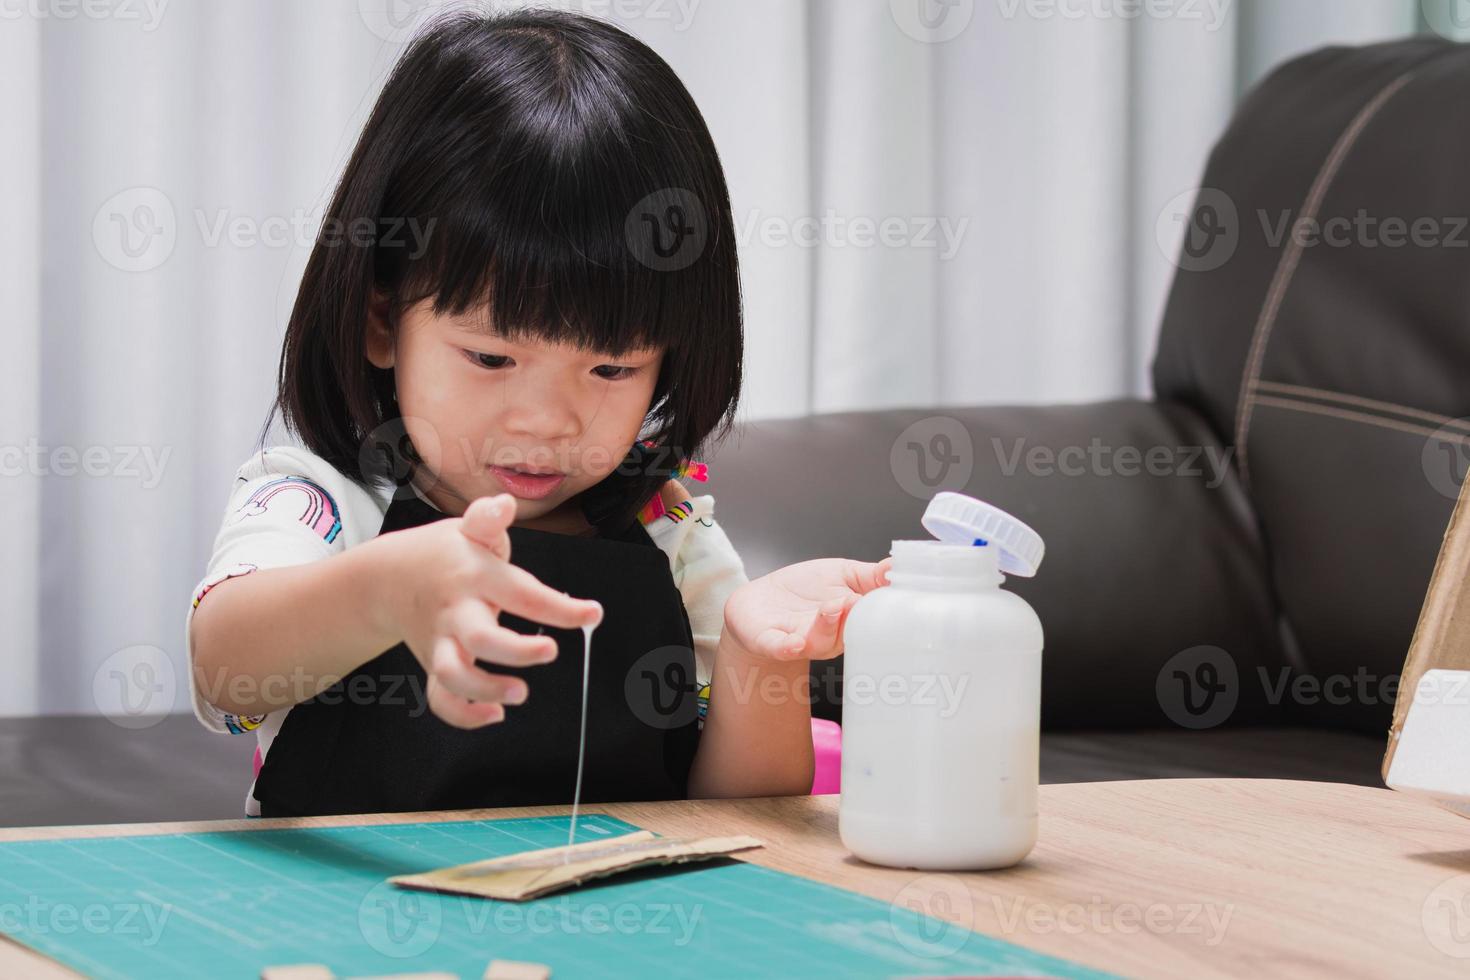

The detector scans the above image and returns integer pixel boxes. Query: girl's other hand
[721,555,894,664]
[378,492,603,729]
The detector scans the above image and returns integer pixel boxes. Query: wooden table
[2,778,1468,979]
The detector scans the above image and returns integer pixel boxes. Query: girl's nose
[499,401,582,443]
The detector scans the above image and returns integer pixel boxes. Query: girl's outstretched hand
[721,555,895,663]
[380,492,603,729]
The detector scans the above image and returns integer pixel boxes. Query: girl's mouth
[489,465,567,500]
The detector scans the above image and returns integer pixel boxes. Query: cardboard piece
[1384,475,1470,817]
[482,961,552,980]
[389,830,765,902]
[260,970,456,980]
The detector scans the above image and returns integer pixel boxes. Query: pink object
[810,718,842,795]
[252,746,263,779]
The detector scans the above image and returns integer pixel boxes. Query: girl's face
[367,297,665,530]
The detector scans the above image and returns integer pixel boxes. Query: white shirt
[183,445,748,816]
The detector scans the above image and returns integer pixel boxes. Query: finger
[448,599,558,668]
[812,595,862,658]
[431,634,530,706]
[843,558,891,595]
[487,563,604,630]
[754,626,806,660]
[460,493,515,560]
[876,556,894,586]
[427,674,507,729]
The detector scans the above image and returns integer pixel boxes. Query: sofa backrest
[1152,38,1470,731]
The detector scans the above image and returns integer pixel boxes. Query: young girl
[186,8,891,819]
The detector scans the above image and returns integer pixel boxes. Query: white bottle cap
[920,491,1045,578]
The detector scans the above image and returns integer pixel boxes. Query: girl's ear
[365,290,395,369]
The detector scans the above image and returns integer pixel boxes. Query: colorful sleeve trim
[224,713,266,735]
[228,476,342,544]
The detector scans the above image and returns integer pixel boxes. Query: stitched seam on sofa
[1231,72,1417,488]
[1253,394,1470,443]
[1255,381,1470,433]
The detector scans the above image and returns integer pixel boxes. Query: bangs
[400,180,701,359]
[379,22,720,361]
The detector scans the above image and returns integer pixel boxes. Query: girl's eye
[464,350,512,370]
[462,349,635,380]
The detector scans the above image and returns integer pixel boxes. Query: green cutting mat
[0,813,1116,979]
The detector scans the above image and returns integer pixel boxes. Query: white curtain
[1,0,1440,716]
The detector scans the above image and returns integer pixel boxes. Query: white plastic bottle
[839,492,1045,870]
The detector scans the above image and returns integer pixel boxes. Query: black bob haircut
[265,7,743,534]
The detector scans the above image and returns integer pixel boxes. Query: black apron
[252,491,703,817]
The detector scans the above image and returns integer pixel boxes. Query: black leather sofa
[705,36,1470,787]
